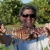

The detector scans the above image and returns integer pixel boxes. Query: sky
[0,0,32,3]
[21,0,32,3]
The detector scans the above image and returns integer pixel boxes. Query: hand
[45,23,50,31]
[44,23,50,37]
[1,24,6,33]
[0,24,6,36]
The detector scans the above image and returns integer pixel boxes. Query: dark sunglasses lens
[21,14,36,18]
[30,14,36,18]
[22,14,28,17]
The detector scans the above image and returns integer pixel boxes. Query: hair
[19,4,37,17]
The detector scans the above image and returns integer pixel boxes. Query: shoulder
[38,34,47,41]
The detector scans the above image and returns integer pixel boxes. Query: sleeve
[5,28,23,48]
[5,34,13,48]
[5,34,22,48]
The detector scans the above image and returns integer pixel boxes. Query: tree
[29,0,50,23]
[0,0,23,25]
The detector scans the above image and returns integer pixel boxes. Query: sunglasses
[21,14,36,18]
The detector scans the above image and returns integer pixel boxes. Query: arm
[0,34,12,44]
[0,23,12,44]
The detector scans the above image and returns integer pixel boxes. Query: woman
[0,4,50,50]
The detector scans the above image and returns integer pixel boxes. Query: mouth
[27,21,31,22]
[26,21,31,24]
[25,21,32,27]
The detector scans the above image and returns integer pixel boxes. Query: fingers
[0,24,6,33]
[1,24,5,30]
[45,23,49,29]
[49,23,50,31]
[45,23,50,31]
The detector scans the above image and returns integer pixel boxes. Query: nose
[27,15,31,20]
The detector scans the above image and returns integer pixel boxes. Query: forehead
[23,9,35,14]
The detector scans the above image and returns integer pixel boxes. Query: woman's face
[20,9,36,28]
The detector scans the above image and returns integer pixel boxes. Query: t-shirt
[5,26,50,50]
[38,34,50,50]
[5,34,50,50]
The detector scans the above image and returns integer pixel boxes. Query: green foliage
[29,0,50,24]
[0,0,23,25]
[0,44,13,50]
[44,46,49,50]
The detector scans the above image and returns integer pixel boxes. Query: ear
[19,16,24,22]
[19,16,22,22]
